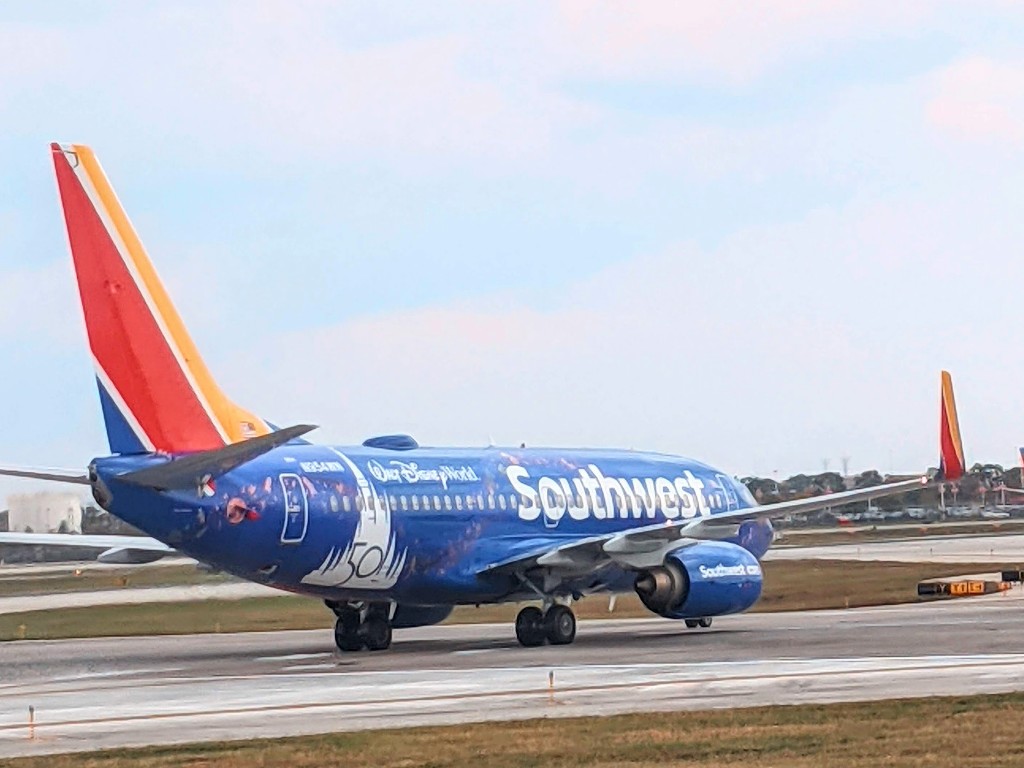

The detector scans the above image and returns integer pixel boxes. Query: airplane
[0,143,966,651]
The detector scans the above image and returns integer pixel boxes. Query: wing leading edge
[482,372,963,578]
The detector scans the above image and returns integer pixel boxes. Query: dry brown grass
[0,560,1008,641]
[5,693,1024,767]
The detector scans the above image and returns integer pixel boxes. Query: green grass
[0,560,1008,641]
[0,564,232,597]
[6,692,1024,767]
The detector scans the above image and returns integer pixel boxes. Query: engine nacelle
[634,541,763,619]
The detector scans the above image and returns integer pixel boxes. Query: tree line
[741,463,1020,510]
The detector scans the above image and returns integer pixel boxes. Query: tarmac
[767,532,1024,563]
[2,593,1024,757]
[3,533,1023,616]
[3,532,1024,756]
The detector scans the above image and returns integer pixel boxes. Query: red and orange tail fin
[938,370,965,481]
[51,143,271,454]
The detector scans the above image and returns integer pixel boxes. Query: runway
[3,595,1024,758]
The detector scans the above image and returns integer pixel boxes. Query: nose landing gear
[327,601,393,652]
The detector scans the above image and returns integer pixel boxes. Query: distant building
[6,492,83,533]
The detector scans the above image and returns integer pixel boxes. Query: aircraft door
[716,474,739,511]
[280,473,308,544]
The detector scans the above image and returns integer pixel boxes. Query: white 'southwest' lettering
[508,464,730,525]
[698,563,762,579]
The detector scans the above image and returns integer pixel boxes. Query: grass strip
[5,692,1024,767]
[0,565,232,598]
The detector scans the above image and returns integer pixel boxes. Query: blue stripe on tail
[96,378,147,454]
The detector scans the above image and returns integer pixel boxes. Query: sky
[2,1,1024,500]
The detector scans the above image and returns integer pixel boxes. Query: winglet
[938,371,965,481]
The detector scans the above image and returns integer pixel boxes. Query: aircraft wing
[483,370,964,579]
[685,475,929,528]
[0,532,175,564]
[481,475,928,576]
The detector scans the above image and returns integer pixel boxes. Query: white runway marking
[2,652,1023,757]
[255,653,331,662]
[284,663,337,671]
[3,600,1024,759]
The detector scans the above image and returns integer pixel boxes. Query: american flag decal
[198,474,216,498]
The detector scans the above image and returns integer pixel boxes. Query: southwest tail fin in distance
[938,370,965,481]
[50,143,271,455]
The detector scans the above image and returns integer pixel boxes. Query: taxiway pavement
[4,533,1023,616]
[2,595,1024,757]
[767,532,1024,563]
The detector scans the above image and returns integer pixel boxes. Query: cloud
[7,0,1024,489]
[219,180,1011,476]
[0,3,598,172]
[0,22,68,90]
[0,252,80,347]
[547,0,932,84]
[927,56,1024,144]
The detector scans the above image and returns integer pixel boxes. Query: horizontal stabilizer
[0,466,89,485]
[0,531,172,554]
[119,424,316,491]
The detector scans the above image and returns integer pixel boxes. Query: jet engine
[634,540,763,619]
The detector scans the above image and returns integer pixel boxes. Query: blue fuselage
[94,444,769,608]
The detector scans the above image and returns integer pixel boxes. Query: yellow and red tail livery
[938,370,965,481]
[51,143,270,454]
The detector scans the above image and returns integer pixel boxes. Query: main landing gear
[515,604,577,647]
[684,617,713,629]
[328,602,392,652]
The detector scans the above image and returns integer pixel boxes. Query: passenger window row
[338,492,518,513]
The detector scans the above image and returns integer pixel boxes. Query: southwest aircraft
[0,144,967,651]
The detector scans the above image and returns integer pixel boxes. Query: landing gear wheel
[544,604,577,645]
[362,615,393,651]
[334,614,363,652]
[515,606,546,647]
[684,619,700,629]
[697,617,713,629]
